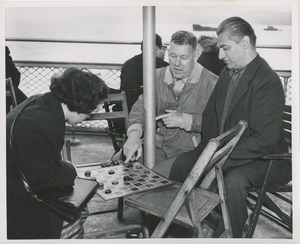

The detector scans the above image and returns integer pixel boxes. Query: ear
[195,50,201,61]
[194,50,200,63]
[155,45,160,55]
[242,35,251,48]
[194,44,201,62]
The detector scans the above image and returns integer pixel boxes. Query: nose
[174,57,181,66]
[218,49,225,60]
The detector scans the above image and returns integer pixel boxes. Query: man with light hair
[123,30,218,177]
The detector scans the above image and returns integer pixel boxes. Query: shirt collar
[227,64,247,76]
[173,77,188,83]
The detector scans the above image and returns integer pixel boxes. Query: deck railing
[14,60,292,133]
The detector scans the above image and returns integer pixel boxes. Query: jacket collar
[164,62,204,85]
[216,53,262,122]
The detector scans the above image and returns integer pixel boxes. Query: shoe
[126,228,144,238]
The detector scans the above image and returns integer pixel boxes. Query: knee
[169,149,200,182]
[169,153,188,182]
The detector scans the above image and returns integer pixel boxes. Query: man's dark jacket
[7,93,77,239]
[171,54,288,174]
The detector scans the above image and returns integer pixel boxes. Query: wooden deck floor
[65,133,292,239]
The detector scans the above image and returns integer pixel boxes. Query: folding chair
[126,120,248,238]
[102,91,129,153]
[61,139,72,162]
[6,77,18,111]
[66,91,129,154]
[65,92,129,220]
[245,105,292,237]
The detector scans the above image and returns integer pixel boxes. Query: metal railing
[15,61,122,131]
[14,61,292,134]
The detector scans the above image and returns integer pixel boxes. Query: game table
[76,160,174,219]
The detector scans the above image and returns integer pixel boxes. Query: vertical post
[143,6,156,168]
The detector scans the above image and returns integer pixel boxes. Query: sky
[5,3,292,45]
[3,1,295,70]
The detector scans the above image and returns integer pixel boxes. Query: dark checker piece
[108,170,115,175]
[123,176,130,181]
[105,189,112,194]
[84,170,91,177]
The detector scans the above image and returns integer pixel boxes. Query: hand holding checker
[123,130,142,164]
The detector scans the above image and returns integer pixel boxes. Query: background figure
[123,30,218,177]
[169,17,291,238]
[112,34,169,135]
[197,35,226,76]
[120,33,169,112]
[7,68,109,239]
[6,46,27,113]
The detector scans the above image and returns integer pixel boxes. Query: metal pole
[142,6,156,168]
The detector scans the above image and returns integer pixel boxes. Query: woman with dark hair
[6,67,109,239]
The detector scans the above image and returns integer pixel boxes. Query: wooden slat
[284,104,291,113]
[89,111,127,121]
[126,184,219,229]
[283,113,291,122]
[126,121,248,238]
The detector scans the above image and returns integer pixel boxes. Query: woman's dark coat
[7,92,77,239]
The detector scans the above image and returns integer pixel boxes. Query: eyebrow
[218,44,228,48]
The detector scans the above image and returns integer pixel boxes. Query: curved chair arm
[263,153,291,161]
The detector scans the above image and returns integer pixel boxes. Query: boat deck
[65,133,292,239]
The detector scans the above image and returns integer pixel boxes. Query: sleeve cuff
[180,113,193,131]
[127,123,143,138]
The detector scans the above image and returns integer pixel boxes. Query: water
[6,40,291,71]
[5,5,293,71]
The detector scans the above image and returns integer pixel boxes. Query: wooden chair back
[245,105,292,237]
[150,120,248,238]
[89,92,129,128]
[283,104,291,147]
[61,139,72,162]
[66,92,129,152]
[91,92,129,153]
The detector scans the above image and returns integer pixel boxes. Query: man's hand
[156,110,183,128]
[123,130,142,164]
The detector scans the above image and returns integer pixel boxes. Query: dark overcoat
[6,92,77,239]
[170,54,289,176]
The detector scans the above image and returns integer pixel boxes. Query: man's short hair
[50,67,109,114]
[170,30,197,50]
[217,16,257,46]
[141,34,163,50]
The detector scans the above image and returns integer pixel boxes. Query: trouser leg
[60,207,89,239]
[214,160,291,238]
[154,146,193,178]
[169,148,202,183]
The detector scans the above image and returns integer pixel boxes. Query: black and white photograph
[1,0,299,243]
